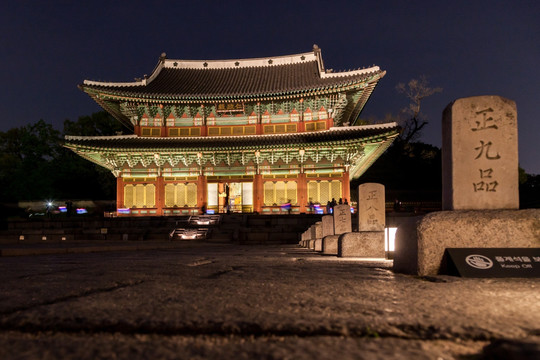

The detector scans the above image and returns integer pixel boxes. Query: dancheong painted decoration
[65,45,399,216]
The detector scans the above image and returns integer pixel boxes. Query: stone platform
[0,243,538,359]
[393,209,540,276]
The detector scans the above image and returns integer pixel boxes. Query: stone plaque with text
[358,183,385,231]
[333,204,351,235]
[442,96,518,210]
[322,215,334,237]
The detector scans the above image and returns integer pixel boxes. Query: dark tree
[57,111,124,199]
[353,77,443,206]
[394,76,442,145]
[63,111,125,136]
[519,172,540,208]
[0,112,122,203]
[0,120,62,201]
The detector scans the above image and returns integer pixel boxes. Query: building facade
[65,46,399,215]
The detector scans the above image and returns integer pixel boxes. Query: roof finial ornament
[160,52,167,62]
[313,44,324,72]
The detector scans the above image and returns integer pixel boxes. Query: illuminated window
[307,180,341,205]
[124,184,156,208]
[263,181,297,206]
[164,183,197,207]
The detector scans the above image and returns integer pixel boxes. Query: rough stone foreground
[0,243,539,359]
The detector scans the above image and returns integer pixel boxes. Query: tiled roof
[65,123,399,151]
[80,48,384,100]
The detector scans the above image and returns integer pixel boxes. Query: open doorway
[207,182,253,213]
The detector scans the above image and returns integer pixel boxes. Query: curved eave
[80,72,384,105]
[64,124,399,180]
[348,133,397,179]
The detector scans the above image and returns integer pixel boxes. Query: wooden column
[298,172,307,213]
[342,170,350,204]
[298,120,305,132]
[156,176,165,215]
[327,117,334,129]
[116,177,124,210]
[253,174,263,213]
[197,175,207,214]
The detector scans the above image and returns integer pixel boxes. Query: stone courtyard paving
[0,243,538,359]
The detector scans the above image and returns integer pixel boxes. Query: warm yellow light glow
[385,227,397,252]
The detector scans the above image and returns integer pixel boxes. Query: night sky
[1,1,538,174]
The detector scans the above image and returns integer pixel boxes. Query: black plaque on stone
[445,248,540,278]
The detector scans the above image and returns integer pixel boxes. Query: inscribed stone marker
[322,215,334,237]
[442,96,518,210]
[314,221,323,239]
[358,183,385,231]
[333,204,351,235]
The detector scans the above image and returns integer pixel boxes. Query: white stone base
[393,209,540,276]
[338,231,385,257]
[314,239,322,252]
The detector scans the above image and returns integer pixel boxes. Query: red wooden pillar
[116,177,124,210]
[156,176,165,215]
[342,170,350,204]
[327,117,334,129]
[197,175,207,214]
[298,121,305,132]
[297,173,307,213]
[253,174,263,213]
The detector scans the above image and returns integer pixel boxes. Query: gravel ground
[0,244,538,359]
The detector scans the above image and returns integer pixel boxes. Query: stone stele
[309,225,316,240]
[442,95,518,210]
[314,222,323,239]
[393,209,540,276]
[333,204,352,235]
[321,215,334,237]
[358,183,385,231]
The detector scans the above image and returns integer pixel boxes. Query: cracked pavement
[0,243,539,359]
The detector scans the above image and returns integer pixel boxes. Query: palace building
[65,46,399,216]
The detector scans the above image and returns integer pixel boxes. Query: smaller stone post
[338,183,386,257]
[322,204,352,255]
[313,221,323,251]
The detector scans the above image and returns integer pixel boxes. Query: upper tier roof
[80,46,384,100]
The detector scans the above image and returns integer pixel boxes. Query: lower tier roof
[64,123,399,179]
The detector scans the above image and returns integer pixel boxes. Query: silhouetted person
[393,198,401,212]
[65,200,73,217]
